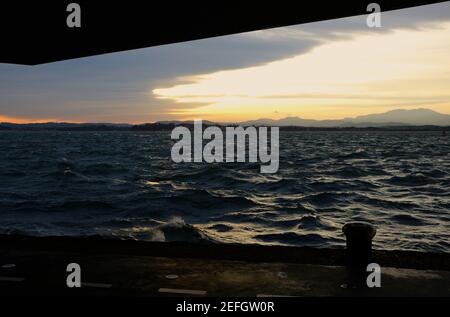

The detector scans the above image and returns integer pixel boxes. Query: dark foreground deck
[0,235,449,296]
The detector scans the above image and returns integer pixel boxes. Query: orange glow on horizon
[0,115,81,124]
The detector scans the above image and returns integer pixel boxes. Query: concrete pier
[0,234,449,296]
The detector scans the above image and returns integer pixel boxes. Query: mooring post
[342,222,376,267]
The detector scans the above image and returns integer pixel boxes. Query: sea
[0,130,449,252]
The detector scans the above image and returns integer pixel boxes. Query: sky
[1,2,450,123]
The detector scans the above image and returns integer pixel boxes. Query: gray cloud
[0,1,450,122]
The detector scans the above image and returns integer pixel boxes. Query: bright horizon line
[1,107,449,125]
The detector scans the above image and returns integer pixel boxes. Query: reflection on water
[0,131,449,252]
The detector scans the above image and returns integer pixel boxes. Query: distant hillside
[1,109,449,131]
[0,122,131,131]
[239,109,450,127]
[346,108,450,126]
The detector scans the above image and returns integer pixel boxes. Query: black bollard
[342,222,376,268]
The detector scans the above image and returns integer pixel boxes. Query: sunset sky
[1,2,450,123]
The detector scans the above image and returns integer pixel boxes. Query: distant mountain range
[238,109,450,127]
[1,109,449,131]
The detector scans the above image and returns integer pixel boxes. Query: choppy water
[0,131,449,252]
